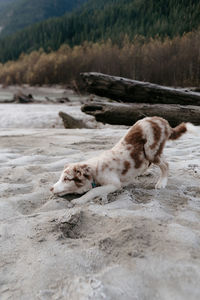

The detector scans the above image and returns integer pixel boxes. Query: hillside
[0,0,16,11]
[0,0,17,33]
[0,0,199,63]
[0,0,88,37]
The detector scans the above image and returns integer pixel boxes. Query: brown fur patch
[81,164,89,169]
[71,165,91,187]
[122,161,131,175]
[152,141,166,163]
[151,117,171,138]
[147,117,171,163]
[127,145,132,151]
[82,165,92,180]
[83,173,91,180]
[152,125,170,163]
[147,120,161,149]
[169,123,187,140]
[125,124,144,145]
[130,150,144,168]
[125,124,146,169]
[73,177,84,187]
[73,166,80,174]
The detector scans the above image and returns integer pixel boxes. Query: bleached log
[81,72,200,106]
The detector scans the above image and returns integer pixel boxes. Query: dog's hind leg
[154,157,169,189]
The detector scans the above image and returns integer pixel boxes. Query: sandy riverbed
[0,87,200,300]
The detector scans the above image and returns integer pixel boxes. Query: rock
[57,209,83,239]
[59,111,90,129]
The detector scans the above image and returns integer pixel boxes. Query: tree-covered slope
[0,0,199,62]
[0,0,88,37]
[0,0,18,33]
[0,0,17,11]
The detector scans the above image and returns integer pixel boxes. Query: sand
[0,87,200,300]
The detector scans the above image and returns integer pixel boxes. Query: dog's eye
[73,177,82,183]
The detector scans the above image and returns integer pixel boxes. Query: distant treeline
[0,30,199,87]
[0,0,200,63]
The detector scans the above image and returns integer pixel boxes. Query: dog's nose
[50,187,54,192]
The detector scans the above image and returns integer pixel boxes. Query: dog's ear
[64,167,74,180]
[73,166,82,178]
[73,164,92,180]
[81,165,92,179]
[64,163,68,169]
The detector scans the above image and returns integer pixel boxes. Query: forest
[0,29,199,87]
[0,0,199,63]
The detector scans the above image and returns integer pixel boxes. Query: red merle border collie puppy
[51,116,197,205]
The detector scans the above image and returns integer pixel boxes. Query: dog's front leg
[71,184,119,205]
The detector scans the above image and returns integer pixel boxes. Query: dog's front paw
[71,195,89,205]
[99,194,108,204]
[67,201,75,208]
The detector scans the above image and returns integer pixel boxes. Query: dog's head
[51,163,93,196]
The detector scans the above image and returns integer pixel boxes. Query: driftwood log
[81,72,200,106]
[13,92,34,103]
[81,102,200,127]
[45,97,70,103]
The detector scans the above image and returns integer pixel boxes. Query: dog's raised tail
[169,122,198,140]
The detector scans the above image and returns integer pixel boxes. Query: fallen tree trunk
[81,72,200,106]
[81,102,200,127]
